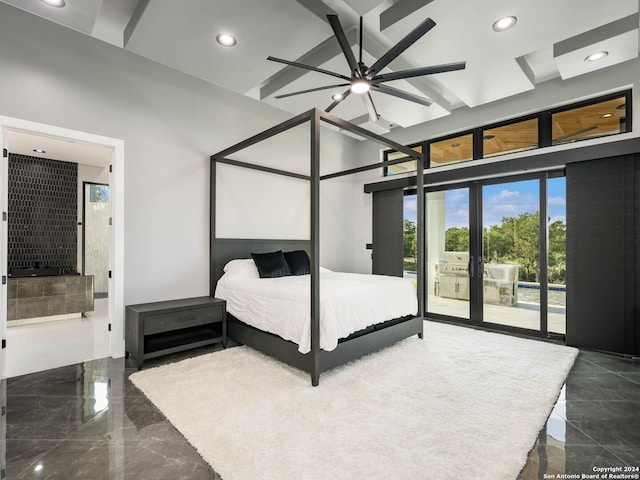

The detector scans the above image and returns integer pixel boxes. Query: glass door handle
[478,257,484,277]
[468,256,474,277]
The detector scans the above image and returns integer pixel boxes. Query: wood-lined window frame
[383,89,632,176]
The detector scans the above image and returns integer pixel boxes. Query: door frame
[424,170,564,339]
[0,116,125,377]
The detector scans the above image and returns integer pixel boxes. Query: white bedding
[214,260,418,353]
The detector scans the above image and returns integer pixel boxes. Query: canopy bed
[210,108,425,385]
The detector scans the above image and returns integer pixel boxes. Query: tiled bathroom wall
[8,154,78,273]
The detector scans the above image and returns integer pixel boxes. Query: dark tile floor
[2,346,224,480]
[518,350,640,479]
[1,346,638,479]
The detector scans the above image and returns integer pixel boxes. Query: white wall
[0,3,363,304]
[214,122,370,273]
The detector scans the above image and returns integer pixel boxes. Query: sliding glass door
[424,173,566,337]
[481,178,540,330]
[547,177,567,335]
[426,188,470,320]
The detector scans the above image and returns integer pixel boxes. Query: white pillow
[222,259,259,279]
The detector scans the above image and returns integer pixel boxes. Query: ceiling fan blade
[267,56,351,81]
[372,62,466,83]
[327,14,360,77]
[374,84,432,106]
[275,83,350,99]
[325,89,352,112]
[361,92,379,122]
[365,17,436,79]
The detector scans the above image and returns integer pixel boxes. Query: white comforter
[215,268,418,353]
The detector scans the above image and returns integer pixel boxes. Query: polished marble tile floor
[1,345,638,479]
[5,298,110,377]
[518,350,640,479]
[2,345,224,480]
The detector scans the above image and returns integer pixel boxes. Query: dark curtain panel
[372,189,404,277]
[566,155,639,355]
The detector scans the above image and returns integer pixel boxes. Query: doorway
[0,116,125,377]
[416,172,566,337]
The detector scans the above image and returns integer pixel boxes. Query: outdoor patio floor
[427,294,566,334]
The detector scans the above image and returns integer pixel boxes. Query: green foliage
[403,220,417,270]
[440,211,566,284]
[444,227,469,252]
[548,219,566,284]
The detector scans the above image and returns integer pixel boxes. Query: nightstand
[125,296,226,369]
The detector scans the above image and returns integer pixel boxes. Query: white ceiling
[3,0,640,138]
[5,130,113,167]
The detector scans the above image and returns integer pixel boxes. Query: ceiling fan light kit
[350,79,370,94]
[268,13,466,122]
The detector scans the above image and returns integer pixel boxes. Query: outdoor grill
[435,252,519,306]
[435,252,470,301]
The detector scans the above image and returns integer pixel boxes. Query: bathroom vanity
[7,274,94,324]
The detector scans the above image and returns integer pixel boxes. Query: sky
[404,177,566,228]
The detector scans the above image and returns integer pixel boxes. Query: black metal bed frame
[210,108,425,386]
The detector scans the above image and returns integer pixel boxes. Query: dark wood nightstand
[125,296,226,369]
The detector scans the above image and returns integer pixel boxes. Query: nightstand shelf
[125,296,226,369]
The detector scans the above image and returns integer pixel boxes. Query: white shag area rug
[130,321,578,480]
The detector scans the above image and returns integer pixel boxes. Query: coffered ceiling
[3,0,639,135]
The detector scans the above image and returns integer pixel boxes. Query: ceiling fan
[267,14,466,121]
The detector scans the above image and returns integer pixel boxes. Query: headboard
[211,238,311,294]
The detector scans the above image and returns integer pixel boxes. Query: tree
[503,212,540,282]
[403,220,417,270]
[445,226,469,252]
[483,224,513,263]
[443,212,566,284]
[548,218,566,284]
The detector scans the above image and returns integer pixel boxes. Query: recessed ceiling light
[483,134,495,140]
[451,143,460,148]
[585,51,608,62]
[492,16,517,32]
[332,93,344,101]
[602,113,613,118]
[216,33,237,47]
[41,0,65,7]
[33,149,46,154]
[350,79,370,94]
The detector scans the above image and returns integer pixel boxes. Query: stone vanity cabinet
[7,275,94,322]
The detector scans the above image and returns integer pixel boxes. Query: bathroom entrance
[0,116,125,378]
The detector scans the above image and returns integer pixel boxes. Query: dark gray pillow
[251,251,291,278]
[284,250,311,276]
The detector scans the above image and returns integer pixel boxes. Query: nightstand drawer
[144,305,223,335]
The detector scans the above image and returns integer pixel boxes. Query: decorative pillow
[251,250,291,278]
[222,259,259,279]
[284,250,311,276]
